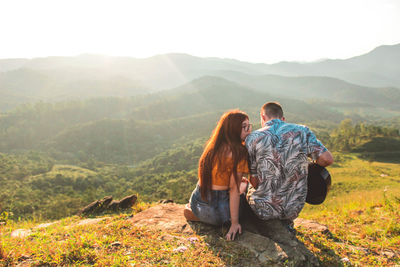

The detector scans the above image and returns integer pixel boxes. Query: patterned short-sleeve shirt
[245,119,327,220]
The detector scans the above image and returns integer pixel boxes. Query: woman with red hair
[184,110,252,240]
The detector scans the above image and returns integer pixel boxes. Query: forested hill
[0,76,349,164]
[208,72,400,110]
[0,119,399,221]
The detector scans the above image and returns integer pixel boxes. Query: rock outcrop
[129,203,321,266]
[158,199,174,204]
[78,195,137,215]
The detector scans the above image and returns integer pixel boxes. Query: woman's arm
[226,172,242,241]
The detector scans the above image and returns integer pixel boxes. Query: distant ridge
[1,43,399,88]
[269,43,400,87]
[0,43,399,112]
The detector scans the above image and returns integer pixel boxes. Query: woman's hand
[226,223,242,241]
[227,172,242,241]
[240,179,248,194]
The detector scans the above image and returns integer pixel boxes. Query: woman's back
[209,154,249,190]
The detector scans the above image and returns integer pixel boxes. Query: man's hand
[316,151,334,167]
[249,175,259,189]
[226,223,242,241]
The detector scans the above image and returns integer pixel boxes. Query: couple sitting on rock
[184,102,333,240]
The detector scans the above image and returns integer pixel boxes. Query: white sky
[1,0,399,63]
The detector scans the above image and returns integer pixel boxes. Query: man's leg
[239,196,319,265]
[239,196,297,245]
[281,219,296,235]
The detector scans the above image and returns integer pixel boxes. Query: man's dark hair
[261,102,284,119]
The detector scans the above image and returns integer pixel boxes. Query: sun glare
[0,0,399,63]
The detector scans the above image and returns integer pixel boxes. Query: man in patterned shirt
[245,102,333,226]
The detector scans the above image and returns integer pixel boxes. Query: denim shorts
[189,184,230,226]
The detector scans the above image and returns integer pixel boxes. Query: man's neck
[264,117,283,125]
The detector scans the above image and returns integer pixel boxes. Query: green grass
[1,154,399,266]
[299,153,400,266]
[0,213,233,266]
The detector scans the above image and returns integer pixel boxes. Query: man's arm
[249,175,259,189]
[245,134,259,188]
[305,127,334,167]
[316,150,334,167]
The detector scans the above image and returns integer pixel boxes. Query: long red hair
[199,110,249,201]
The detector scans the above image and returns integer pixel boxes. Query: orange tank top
[209,157,249,186]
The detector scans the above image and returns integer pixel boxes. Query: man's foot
[183,204,200,221]
[282,219,297,236]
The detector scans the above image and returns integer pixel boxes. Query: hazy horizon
[0,42,399,65]
[1,0,400,64]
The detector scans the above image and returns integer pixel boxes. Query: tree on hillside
[328,119,399,152]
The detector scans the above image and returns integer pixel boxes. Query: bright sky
[1,0,399,63]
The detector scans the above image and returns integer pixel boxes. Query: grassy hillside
[299,154,400,266]
[0,154,399,266]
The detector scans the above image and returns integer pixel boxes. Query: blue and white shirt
[245,119,327,220]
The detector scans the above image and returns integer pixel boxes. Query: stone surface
[73,217,109,227]
[79,199,102,215]
[294,218,330,234]
[159,199,174,204]
[382,250,396,259]
[10,229,32,238]
[117,195,138,210]
[129,203,193,234]
[129,203,321,266]
[11,217,110,238]
[240,216,319,266]
[36,222,58,229]
[238,231,288,264]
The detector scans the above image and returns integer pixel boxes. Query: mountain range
[0,43,400,113]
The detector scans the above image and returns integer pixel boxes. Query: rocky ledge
[129,203,329,266]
